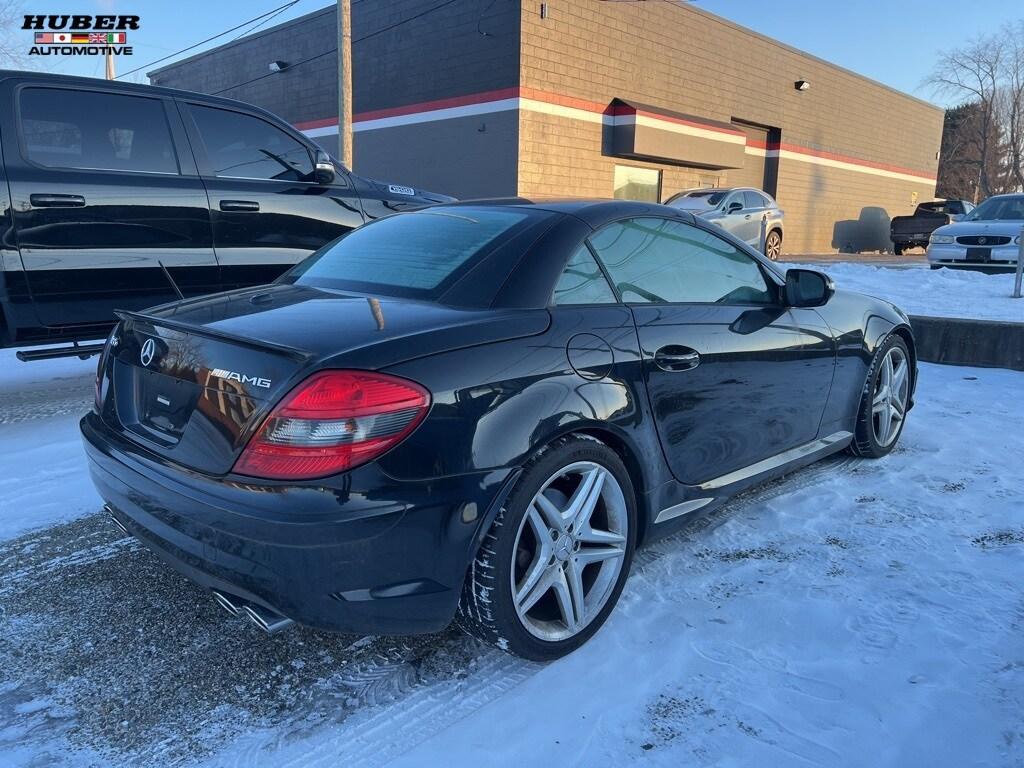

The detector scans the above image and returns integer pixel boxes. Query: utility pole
[105,49,115,80]
[337,0,353,170]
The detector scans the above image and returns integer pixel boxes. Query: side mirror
[313,150,336,185]
[727,201,743,214]
[784,268,834,307]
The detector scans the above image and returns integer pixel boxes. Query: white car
[927,193,1024,270]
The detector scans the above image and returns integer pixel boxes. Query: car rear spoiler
[114,309,314,362]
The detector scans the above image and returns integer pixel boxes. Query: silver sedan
[664,187,785,259]
[927,193,1023,270]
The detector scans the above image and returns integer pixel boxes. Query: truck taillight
[233,370,430,480]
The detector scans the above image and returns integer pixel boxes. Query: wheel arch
[889,323,917,405]
[573,426,651,546]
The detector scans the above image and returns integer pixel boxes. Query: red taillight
[233,370,430,480]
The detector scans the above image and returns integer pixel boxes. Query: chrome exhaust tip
[212,590,241,617]
[104,505,131,537]
[242,603,295,634]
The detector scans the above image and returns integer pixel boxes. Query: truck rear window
[286,208,549,300]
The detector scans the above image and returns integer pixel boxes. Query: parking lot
[1,350,1022,766]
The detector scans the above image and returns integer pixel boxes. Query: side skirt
[652,430,854,525]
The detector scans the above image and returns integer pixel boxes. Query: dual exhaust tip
[212,590,295,634]
[104,505,294,635]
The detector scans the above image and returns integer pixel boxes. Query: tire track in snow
[0,450,861,766]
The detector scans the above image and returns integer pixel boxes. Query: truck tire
[893,244,904,256]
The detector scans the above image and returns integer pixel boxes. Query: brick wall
[518,0,943,253]
[149,7,338,128]
[149,0,943,252]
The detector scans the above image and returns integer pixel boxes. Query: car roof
[436,198,695,229]
[0,68,282,120]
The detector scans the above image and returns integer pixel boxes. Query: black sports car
[82,199,916,661]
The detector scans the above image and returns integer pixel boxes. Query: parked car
[927,193,1024,270]
[664,187,785,259]
[890,200,974,255]
[84,199,917,661]
[0,70,453,356]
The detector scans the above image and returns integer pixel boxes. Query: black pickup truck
[889,200,974,255]
[0,70,452,358]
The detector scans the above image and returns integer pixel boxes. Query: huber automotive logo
[23,14,138,57]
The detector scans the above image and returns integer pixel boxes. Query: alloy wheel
[871,346,909,447]
[766,231,782,260]
[510,461,629,642]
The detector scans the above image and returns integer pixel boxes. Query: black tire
[764,229,782,260]
[848,334,911,459]
[893,244,904,256]
[456,434,637,661]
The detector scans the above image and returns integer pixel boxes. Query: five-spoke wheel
[512,462,628,641]
[871,345,909,447]
[850,334,912,458]
[458,436,636,661]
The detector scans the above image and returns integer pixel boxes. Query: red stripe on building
[293,116,339,131]
[353,87,521,123]
[299,87,936,181]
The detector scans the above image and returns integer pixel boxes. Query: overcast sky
[17,0,1023,107]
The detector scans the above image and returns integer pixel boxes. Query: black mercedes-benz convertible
[82,199,916,661]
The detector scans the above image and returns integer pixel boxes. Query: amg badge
[211,368,272,389]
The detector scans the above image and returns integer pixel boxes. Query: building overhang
[606,99,746,169]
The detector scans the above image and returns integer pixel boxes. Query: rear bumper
[81,412,512,635]
[890,234,928,246]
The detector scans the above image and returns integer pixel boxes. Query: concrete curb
[909,314,1024,372]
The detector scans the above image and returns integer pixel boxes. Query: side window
[743,191,764,210]
[723,192,743,212]
[552,245,617,305]
[589,217,774,305]
[190,105,313,181]
[19,87,178,174]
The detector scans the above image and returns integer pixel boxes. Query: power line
[116,0,302,80]
[231,3,296,41]
[211,0,460,96]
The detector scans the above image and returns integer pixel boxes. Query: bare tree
[0,0,26,68]
[927,32,1006,198]
[1000,21,1024,191]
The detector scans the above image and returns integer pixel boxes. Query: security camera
[795,80,810,92]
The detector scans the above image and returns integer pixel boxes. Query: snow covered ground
[0,351,98,539]
[779,261,1024,323]
[0,356,1022,767]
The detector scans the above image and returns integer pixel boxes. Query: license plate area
[113,360,202,446]
[134,368,201,442]
[966,247,991,262]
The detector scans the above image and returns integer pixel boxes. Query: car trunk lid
[103,284,548,475]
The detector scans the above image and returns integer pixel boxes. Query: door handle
[654,346,701,372]
[219,200,260,212]
[30,193,86,208]
[744,214,752,220]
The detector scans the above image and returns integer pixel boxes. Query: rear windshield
[286,207,547,299]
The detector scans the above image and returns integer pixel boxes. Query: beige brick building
[151,0,943,254]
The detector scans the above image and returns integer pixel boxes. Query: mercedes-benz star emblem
[140,338,156,367]
[978,237,987,245]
